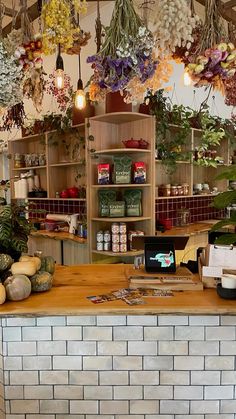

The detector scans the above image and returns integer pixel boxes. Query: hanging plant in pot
[87,0,157,111]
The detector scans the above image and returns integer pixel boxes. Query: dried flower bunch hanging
[87,0,157,101]
[41,0,87,55]
[46,72,73,112]
[184,0,233,90]
[0,42,23,109]
[153,0,198,58]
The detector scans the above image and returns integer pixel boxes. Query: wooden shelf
[91,217,151,222]
[26,197,86,201]
[50,161,84,167]
[92,184,151,188]
[93,148,151,155]
[155,193,218,200]
[155,160,191,164]
[89,112,152,124]
[12,165,47,171]
[92,250,144,257]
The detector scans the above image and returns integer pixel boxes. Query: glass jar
[158,184,170,197]
[177,185,184,196]
[170,185,178,196]
[182,183,189,196]
[176,208,190,226]
[14,153,25,168]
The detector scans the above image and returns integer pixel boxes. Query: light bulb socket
[77,78,83,90]
[56,54,64,71]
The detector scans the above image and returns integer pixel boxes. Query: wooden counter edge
[30,230,87,244]
[0,264,235,317]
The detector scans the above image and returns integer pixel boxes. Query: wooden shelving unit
[8,124,86,200]
[87,112,156,262]
[155,125,230,199]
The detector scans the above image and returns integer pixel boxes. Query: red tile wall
[156,196,224,227]
[29,199,86,221]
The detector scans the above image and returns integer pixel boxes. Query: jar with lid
[159,184,171,197]
[182,183,189,196]
[177,185,184,196]
[14,154,25,168]
[170,185,178,196]
[176,208,190,226]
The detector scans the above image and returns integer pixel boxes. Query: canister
[120,234,127,243]
[120,243,127,253]
[111,223,119,234]
[96,242,104,251]
[96,231,104,242]
[104,230,111,242]
[112,243,120,253]
[104,242,111,251]
[119,222,127,234]
[112,234,120,243]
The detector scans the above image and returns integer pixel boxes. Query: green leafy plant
[146,90,192,174]
[211,166,236,244]
[0,203,32,260]
[194,111,225,168]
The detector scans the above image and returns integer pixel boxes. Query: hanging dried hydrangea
[153,0,198,58]
[0,42,23,109]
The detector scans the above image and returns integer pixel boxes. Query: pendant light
[183,70,192,86]
[55,44,64,90]
[74,52,86,110]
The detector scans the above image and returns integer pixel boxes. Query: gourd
[0,284,6,304]
[4,274,31,301]
[19,255,41,271]
[40,256,55,274]
[0,254,14,271]
[30,271,53,292]
[11,261,37,277]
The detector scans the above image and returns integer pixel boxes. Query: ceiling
[1,0,236,36]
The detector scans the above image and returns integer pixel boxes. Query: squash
[0,284,6,304]
[0,270,12,283]
[0,254,14,271]
[30,271,53,292]
[4,274,31,301]
[11,261,37,277]
[40,256,55,274]
[19,255,41,271]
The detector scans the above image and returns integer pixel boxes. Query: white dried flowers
[153,0,199,57]
[0,42,23,109]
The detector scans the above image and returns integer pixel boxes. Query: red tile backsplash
[29,199,86,222]
[156,196,224,227]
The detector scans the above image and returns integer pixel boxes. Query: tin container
[111,223,119,234]
[120,243,127,253]
[120,234,127,243]
[112,243,120,253]
[96,242,104,251]
[103,242,111,251]
[119,222,127,234]
[112,234,120,243]
[96,231,104,242]
[104,230,111,242]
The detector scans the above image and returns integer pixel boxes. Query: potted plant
[0,203,32,261]
[211,166,236,244]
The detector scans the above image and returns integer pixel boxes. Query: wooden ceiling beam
[223,0,236,10]
[196,0,236,24]
[2,2,39,36]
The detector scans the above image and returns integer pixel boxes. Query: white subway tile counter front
[0,265,235,418]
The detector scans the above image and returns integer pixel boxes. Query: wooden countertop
[157,221,218,237]
[0,264,236,317]
[31,230,87,244]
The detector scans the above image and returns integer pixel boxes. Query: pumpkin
[0,284,6,304]
[19,255,41,271]
[40,256,55,274]
[4,274,31,301]
[30,271,53,292]
[0,254,14,271]
[11,261,37,277]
